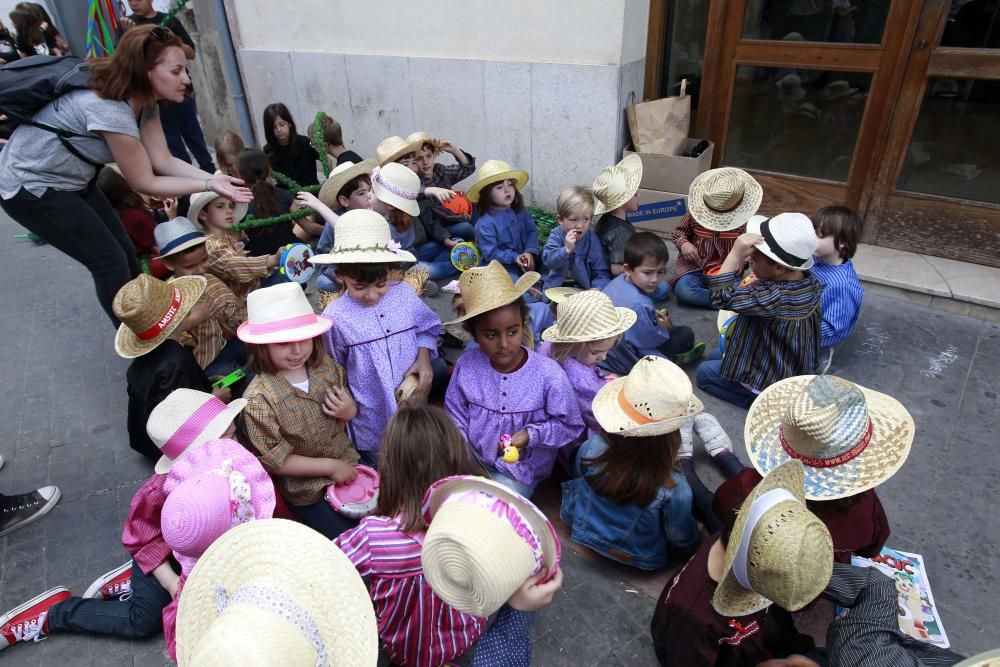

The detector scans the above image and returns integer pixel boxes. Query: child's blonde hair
[556,186,595,219]
[547,335,621,364]
[213,131,245,172]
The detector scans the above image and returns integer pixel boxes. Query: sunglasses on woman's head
[149,26,172,42]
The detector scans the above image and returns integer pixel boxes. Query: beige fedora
[147,388,247,475]
[113,274,207,359]
[187,190,248,230]
[592,154,642,216]
[176,519,378,666]
[372,162,420,217]
[687,167,763,232]
[308,209,417,265]
[376,134,426,166]
[746,374,914,500]
[591,355,703,436]
[712,460,833,617]
[317,159,376,209]
[466,160,529,204]
[541,290,636,344]
[443,260,539,325]
[237,282,332,345]
[543,286,582,304]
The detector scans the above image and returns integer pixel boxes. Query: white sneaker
[678,423,694,458]
[693,413,733,456]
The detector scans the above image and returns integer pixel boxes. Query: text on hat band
[160,397,228,461]
[136,287,183,341]
[731,488,798,592]
[779,418,873,468]
[759,218,808,268]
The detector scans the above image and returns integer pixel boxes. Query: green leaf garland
[159,0,190,27]
[232,206,316,232]
[313,112,332,180]
[530,207,558,246]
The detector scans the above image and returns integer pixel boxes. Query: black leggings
[1,183,140,328]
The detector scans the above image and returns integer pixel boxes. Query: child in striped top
[334,405,489,667]
[811,205,864,370]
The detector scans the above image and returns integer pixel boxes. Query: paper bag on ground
[626,79,691,156]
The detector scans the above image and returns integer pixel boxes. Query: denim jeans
[445,220,475,241]
[289,497,358,539]
[674,272,715,309]
[416,241,459,281]
[489,468,536,498]
[1,184,140,328]
[651,280,671,304]
[159,96,215,173]
[695,349,758,409]
[46,560,170,638]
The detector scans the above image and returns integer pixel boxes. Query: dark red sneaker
[0,587,70,650]
[83,561,133,601]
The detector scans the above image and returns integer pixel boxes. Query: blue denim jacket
[559,436,700,570]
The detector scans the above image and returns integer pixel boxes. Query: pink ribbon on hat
[442,489,544,576]
[160,398,229,461]
[372,165,417,201]
[243,313,318,336]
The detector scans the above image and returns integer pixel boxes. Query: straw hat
[541,290,636,344]
[687,167,763,232]
[176,519,378,666]
[317,159,376,209]
[745,375,914,500]
[592,356,702,436]
[375,134,425,166]
[713,460,833,616]
[443,260,539,325]
[822,80,859,102]
[956,650,1000,666]
[154,217,207,259]
[237,282,332,345]
[466,160,529,204]
[372,162,420,217]
[747,212,817,270]
[308,209,417,265]
[113,274,207,359]
[543,286,582,304]
[147,388,248,475]
[187,190,248,229]
[777,74,806,103]
[592,154,643,216]
[420,475,561,618]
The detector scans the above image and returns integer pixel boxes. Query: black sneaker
[0,487,61,537]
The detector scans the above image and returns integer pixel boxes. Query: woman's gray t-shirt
[0,89,141,199]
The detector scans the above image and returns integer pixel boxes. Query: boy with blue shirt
[542,186,611,292]
[812,205,864,372]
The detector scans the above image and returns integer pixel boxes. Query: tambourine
[717,309,737,356]
[450,241,480,272]
[326,465,380,519]
[279,243,315,283]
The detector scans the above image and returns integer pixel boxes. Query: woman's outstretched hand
[208,174,253,203]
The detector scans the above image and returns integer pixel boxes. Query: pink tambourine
[326,465,380,519]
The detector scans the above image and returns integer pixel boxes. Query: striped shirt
[171,273,244,369]
[205,233,270,303]
[121,474,170,575]
[335,516,487,666]
[669,213,744,286]
[811,258,864,347]
[708,270,822,391]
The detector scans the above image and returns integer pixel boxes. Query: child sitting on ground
[335,405,489,666]
[445,261,584,498]
[262,102,319,186]
[470,160,539,280]
[561,356,702,570]
[0,389,246,655]
[670,168,762,308]
[696,213,823,408]
[603,232,704,375]
[96,167,170,278]
[239,283,360,539]
[593,154,642,277]
[542,186,611,292]
[412,134,477,241]
[213,130,245,179]
[307,112,362,166]
[811,205,864,372]
[237,147,317,252]
[313,211,442,467]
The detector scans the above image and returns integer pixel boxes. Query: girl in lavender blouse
[444,261,584,498]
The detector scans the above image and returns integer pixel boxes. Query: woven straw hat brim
[114,276,207,359]
[466,168,529,204]
[176,519,378,666]
[158,236,207,259]
[187,191,248,229]
[745,375,914,500]
[687,169,763,232]
[593,154,643,216]
[379,136,426,166]
[236,314,332,345]
[443,270,540,325]
[317,159,376,209]
[541,306,637,344]
[955,649,1000,667]
[746,216,815,270]
[308,247,416,265]
[591,375,703,437]
[153,400,248,475]
[544,287,582,304]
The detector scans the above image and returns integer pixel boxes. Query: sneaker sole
[0,487,61,538]
[82,561,133,599]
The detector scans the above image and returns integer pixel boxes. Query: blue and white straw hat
[154,217,207,259]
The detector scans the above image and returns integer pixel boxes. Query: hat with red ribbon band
[113,274,207,359]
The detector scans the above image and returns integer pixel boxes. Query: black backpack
[0,55,101,165]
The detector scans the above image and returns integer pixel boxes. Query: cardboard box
[627,188,687,236]
[625,138,714,194]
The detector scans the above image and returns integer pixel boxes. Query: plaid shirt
[241,356,359,506]
[205,233,270,303]
[420,151,476,189]
[171,273,244,369]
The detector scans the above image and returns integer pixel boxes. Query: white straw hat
[687,167,763,232]
[443,260,539,325]
[541,290,636,343]
[176,519,378,666]
[236,283,332,345]
[466,160,529,204]
[372,162,420,217]
[592,154,643,216]
[317,159,376,209]
[747,212,817,269]
[956,650,1000,666]
[592,355,703,436]
[187,190,248,229]
[746,374,914,500]
[113,274,207,359]
[307,209,417,265]
[420,475,561,618]
[146,389,248,475]
[713,460,833,617]
[154,217,207,258]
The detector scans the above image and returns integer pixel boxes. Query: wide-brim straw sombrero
[592,355,703,436]
[317,159,376,209]
[541,290,636,344]
[466,160,529,204]
[187,190,248,229]
[592,154,642,216]
[444,260,539,325]
[176,519,378,666]
[713,460,833,617]
[114,274,207,359]
[746,375,914,501]
[687,167,763,232]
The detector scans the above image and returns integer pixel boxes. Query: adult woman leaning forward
[0,25,251,326]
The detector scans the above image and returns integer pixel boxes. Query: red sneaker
[0,587,70,650]
[83,561,133,601]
